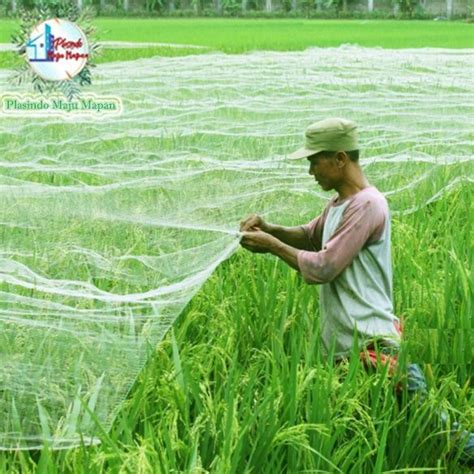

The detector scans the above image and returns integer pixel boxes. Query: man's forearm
[269,239,300,271]
[266,224,311,250]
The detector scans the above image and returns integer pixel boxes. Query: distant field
[0,18,473,68]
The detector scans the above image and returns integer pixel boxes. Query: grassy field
[0,18,473,473]
[1,18,474,49]
[0,206,472,472]
[0,18,473,68]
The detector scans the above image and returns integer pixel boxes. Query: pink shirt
[297,186,401,359]
[298,186,387,284]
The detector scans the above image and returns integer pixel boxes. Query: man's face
[307,151,342,190]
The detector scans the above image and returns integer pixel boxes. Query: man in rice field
[240,117,403,364]
[239,117,473,466]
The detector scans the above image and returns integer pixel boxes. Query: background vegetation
[0,19,473,69]
[0,0,473,20]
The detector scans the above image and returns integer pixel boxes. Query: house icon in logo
[26,19,89,81]
[27,22,54,62]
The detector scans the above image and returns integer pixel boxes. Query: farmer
[240,117,402,364]
[239,117,473,465]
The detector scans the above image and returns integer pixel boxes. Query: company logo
[7,11,121,117]
[26,19,89,81]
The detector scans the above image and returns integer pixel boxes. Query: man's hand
[240,230,300,271]
[240,230,279,254]
[239,214,271,233]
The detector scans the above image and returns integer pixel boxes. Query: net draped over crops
[0,45,472,449]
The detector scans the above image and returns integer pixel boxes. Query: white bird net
[0,45,472,449]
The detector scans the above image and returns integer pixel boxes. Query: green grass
[0,144,471,470]
[0,45,211,69]
[0,19,473,69]
[1,19,473,49]
[80,18,474,49]
[0,207,472,471]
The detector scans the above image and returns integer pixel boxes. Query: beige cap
[288,117,359,160]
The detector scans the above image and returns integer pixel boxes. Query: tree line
[4,0,468,19]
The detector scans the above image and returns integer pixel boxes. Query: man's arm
[239,230,300,270]
[266,224,313,251]
[268,239,300,270]
[270,212,327,252]
[240,213,324,251]
[297,198,386,284]
[240,197,386,284]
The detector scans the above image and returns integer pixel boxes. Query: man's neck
[335,175,371,202]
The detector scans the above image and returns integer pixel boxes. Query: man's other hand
[239,214,270,232]
[240,230,278,254]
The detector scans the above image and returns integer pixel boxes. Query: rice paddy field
[0,18,473,473]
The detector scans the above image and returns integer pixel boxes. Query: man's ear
[335,151,349,168]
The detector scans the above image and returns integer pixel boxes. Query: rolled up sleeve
[300,210,328,252]
[297,199,386,285]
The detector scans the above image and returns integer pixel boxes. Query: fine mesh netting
[0,45,472,449]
